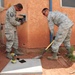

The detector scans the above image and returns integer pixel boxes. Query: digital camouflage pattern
[47,11,73,53]
[5,6,21,52]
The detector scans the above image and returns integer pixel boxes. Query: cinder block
[0,59,42,75]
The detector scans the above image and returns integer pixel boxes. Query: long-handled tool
[33,40,54,59]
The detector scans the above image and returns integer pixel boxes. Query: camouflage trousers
[51,26,72,53]
[5,31,18,52]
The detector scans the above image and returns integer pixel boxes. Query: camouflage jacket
[47,11,74,34]
[5,6,21,32]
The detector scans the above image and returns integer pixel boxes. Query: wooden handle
[45,40,54,50]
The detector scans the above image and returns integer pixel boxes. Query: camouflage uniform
[47,11,73,53]
[5,6,21,53]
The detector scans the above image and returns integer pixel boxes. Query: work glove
[0,23,3,30]
[1,26,3,30]
[19,20,24,25]
[16,17,24,25]
[19,18,25,25]
[53,36,56,40]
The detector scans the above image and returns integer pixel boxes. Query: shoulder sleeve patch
[10,12,14,17]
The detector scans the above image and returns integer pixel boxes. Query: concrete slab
[0,59,42,75]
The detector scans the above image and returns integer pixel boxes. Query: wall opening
[60,0,75,8]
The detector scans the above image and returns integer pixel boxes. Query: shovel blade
[33,55,42,59]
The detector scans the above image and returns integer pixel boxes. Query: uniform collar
[12,6,16,13]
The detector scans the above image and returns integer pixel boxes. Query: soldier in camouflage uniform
[42,8,74,60]
[5,3,24,59]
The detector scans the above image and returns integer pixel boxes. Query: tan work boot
[14,49,24,55]
[47,52,58,60]
[6,52,12,59]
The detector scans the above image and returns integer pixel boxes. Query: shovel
[33,40,54,59]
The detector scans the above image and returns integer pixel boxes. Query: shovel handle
[45,40,54,50]
[41,40,54,55]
